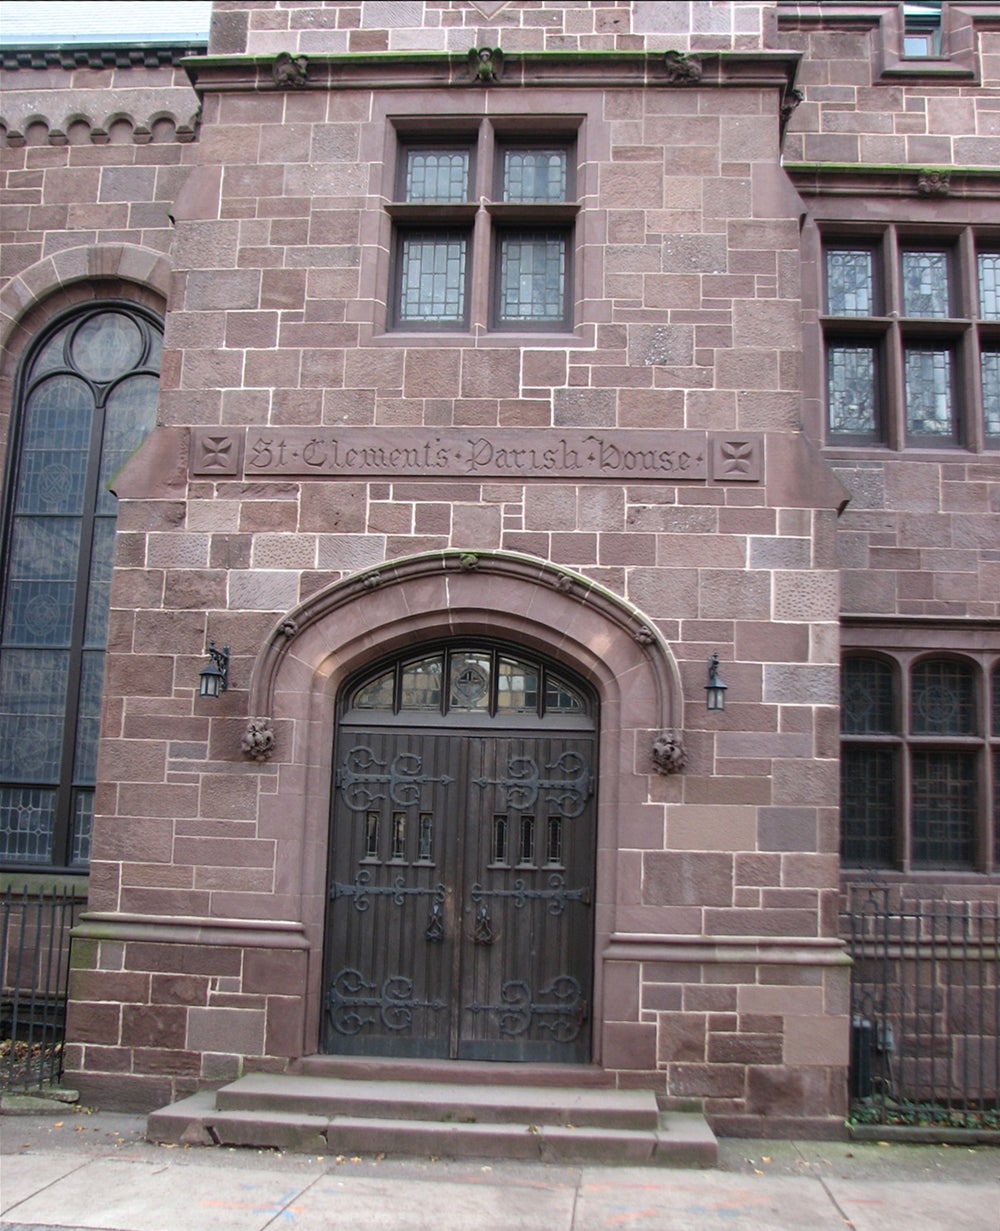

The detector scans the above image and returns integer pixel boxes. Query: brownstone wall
[2,0,995,1133]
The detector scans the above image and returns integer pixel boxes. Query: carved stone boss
[191,428,763,484]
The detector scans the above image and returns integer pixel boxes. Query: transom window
[345,643,593,725]
[387,121,578,333]
[840,652,999,872]
[0,304,162,870]
[823,228,1000,449]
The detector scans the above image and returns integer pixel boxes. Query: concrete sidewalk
[1,1108,998,1231]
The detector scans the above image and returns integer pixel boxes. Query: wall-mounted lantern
[705,652,727,711]
[199,642,229,698]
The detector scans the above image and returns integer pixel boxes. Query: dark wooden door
[322,725,595,1063]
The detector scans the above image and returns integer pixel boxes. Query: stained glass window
[0,304,161,868]
[902,250,950,317]
[826,250,875,316]
[827,344,877,437]
[905,347,954,438]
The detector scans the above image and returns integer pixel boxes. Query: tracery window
[840,652,999,872]
[0,304,162,869]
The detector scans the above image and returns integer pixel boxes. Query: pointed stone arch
[249,550,684,1061]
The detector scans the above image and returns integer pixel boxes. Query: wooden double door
[322,724,596,1063]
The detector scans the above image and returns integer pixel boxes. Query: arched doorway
[322,640,597,1064]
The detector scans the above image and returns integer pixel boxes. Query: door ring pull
[425,900,445,942]
[473,904,495,945]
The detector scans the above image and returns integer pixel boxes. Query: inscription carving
[191,428,761,484]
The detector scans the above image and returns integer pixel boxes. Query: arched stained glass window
[0,304,162,869]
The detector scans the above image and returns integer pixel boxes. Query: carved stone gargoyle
[469,46,504,83]
[273,51,308,89]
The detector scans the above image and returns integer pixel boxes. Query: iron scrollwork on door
[473,751,592,818]
[336,745,454,811]
[326,968,446,1036]
[469,873,590,917]
[329,870,446,914]
[466,975,586,1042]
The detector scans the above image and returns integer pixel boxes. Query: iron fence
[1,883,86,1091]
[845,885,1000,1128]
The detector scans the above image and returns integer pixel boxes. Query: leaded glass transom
[842,657,895,734]
[902,250,950,318]
[0,303,161,868]
[911,659,976,735]
[344,645,594,722]
[826,249,875,316]
[827,344,877,436]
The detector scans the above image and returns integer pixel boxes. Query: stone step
[214,1072,658,1131]
[296,1053,615,1088]
[146,1079,718,1168]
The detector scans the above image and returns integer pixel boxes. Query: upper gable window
[902,1,943,57]
[387,120,579,335]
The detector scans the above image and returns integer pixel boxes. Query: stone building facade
[1,1,997,1137]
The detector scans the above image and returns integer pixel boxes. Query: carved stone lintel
[917,170,950,197]
[242,718,276,763]
[273,51,308,89]
[652,731,686,776]
[664,50,702,85]
[469,46,504,83]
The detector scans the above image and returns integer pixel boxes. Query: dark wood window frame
[386,120,580,336]
[822,225,1000,451]
[840,647,1000,875]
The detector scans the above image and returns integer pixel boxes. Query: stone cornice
[181,48,800,97]
[785,162,1000,200]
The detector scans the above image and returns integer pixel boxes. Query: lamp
[705,652,727,711]
[199,642,229,698]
